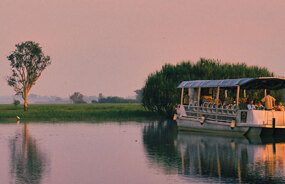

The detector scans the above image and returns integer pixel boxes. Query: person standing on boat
[247,100,256,110]
[183,94,189,105]
[261,91,276,110]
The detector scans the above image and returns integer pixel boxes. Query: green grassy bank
[0,104,161,122]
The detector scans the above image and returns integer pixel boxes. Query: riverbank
[0,104,161,122]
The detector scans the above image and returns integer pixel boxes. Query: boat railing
[184,102,238,123]
[186,103,238,114]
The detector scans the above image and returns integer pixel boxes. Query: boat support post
[236,86,240,106]
[216,87,220,121]
[180,88,184,105]
[198,87,201,106]
[264,89,267,97]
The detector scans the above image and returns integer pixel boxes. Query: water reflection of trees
[10,123,47,184]
[143,122,180,170]
[143,121,285,183]
[142,120,181,173]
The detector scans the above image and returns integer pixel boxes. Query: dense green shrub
[142,58,274,118]
[13,99,20,106]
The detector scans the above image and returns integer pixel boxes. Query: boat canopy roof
[177,77,285,90]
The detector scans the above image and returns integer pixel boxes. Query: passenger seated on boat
[247,100,256,110]
[255,101,263,110]
[183,94,189,105]
[199,96,204,106]
[224,97,230,106]
[277,102,285,111]
[239,98,248,110]
[176,104,180,113]
[231,97,235,103]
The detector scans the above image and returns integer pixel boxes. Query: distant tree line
[70,92,139,104]
[142,58,275,118]
[94,96,138,103]
[93,93,138,103]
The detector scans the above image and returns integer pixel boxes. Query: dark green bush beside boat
[142,58,274,118]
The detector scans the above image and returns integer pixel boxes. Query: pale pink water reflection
[1,121,285,184]
[0,122,187,184]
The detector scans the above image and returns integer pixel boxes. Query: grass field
[0,104,161,122]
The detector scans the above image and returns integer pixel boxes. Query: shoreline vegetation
[142,59,275,118]
[0,104,161,122]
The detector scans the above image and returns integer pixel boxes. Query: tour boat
[175,77,285,136]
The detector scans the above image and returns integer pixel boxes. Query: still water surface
[1,121,285,184]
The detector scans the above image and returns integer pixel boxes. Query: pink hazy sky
[0,0,284,97]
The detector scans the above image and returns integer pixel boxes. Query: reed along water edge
[0,104,161,122]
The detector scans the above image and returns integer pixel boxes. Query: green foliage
[143,121,179,168]
[98,96,138,103]
[0,104,160,122]
[7,41,51,96]
[134,89,143,102]
[70,92,86,104]
[142,58,274,118]
[91,100,98,103]
[13,99,20,106]
[7,41,51,110]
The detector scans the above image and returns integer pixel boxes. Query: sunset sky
[0,0,284,98]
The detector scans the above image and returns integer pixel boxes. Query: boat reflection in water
[143,121,285,183]
[9,123,48,184]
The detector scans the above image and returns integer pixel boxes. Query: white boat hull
[177,117,262,136]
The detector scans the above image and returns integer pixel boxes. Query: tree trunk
[24,89,28,111]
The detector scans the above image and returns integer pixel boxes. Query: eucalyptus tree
[7,41,51,111]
